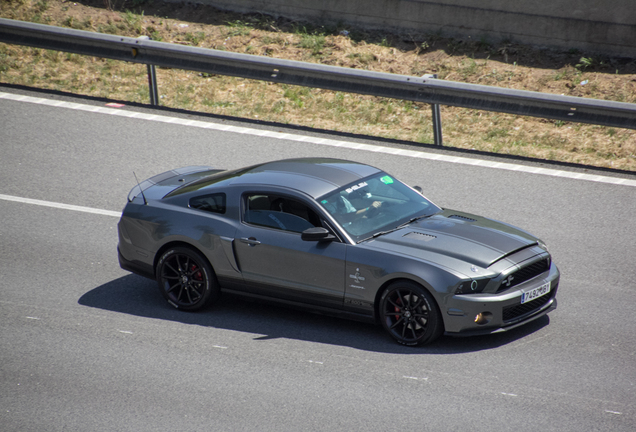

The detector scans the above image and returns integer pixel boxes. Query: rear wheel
[156,247,218,311]
[379,281,443,346]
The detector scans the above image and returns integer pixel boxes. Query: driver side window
[244,194,321,233]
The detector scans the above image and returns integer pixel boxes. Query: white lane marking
[0,194,121,218]
[403,375,428,381]
[2,91,635,187]
[604,410,622,415]
[118,330,133,334]
[308,360,324,365]
[26,316,40,320]
[212,345,228,349]
[501,392,518,397]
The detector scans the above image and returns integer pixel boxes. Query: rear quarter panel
[118,199,241,282]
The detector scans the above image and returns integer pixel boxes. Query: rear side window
[189,193,226,214]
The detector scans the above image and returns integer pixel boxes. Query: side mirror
[301,227,336,242]
[413,186,423,194]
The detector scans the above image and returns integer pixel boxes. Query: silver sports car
[117,158,559,346]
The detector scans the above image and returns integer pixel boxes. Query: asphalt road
[1,88,635,431]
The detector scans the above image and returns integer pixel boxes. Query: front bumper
[442,263,560,336]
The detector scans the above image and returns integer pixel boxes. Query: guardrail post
[431,103,442,146]
[423,74,443,146]
[147,63,159,106]
[137,36,159,106]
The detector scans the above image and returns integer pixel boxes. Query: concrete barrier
[196,0,636,57]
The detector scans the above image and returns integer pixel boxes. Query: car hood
[368,211,539,268]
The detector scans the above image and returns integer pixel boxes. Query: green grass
[485,128,509,139]
[298,34,326,56]
[184,32,205,46]
[458,59,479,79]
[347,52,376,65]
[226,20,253,37]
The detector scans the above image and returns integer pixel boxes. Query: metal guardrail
[1,17,635,139]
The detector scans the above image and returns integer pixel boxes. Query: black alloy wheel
[379,281,443,346]
[156,247,218,311]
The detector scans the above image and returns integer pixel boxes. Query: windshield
[317,172,441,242]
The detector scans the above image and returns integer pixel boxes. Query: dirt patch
[1,0,635,170]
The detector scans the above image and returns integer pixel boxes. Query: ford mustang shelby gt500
[117,158,559,346]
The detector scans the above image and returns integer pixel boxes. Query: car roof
[177,158,382,199]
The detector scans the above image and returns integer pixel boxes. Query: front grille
[497,258,550,293]
[502,283,558,322]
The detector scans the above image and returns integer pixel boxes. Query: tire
[156,246,218,311]
[379,281,443,346]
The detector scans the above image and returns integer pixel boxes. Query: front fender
[343,245,466,318]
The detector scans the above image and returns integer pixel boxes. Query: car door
[233,192,347,309]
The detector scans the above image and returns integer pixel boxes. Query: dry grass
[1,0,635,170]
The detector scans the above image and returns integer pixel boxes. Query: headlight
[455,279,489,294]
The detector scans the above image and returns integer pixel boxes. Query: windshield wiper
[397,213,433,228]
[358,214,435,243]
[359,227,401,243]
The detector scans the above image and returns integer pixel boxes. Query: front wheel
[379,281,443,346]
[156,247,218,311]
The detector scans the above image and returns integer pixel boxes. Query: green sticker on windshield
[321,200,328,204]
[380,175,394,184]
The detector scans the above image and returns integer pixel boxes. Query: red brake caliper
[394,297,401,321]
[191,265,202,281]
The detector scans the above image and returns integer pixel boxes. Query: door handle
[240,237,261,246]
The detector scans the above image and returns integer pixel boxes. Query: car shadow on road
[79,274,551,354]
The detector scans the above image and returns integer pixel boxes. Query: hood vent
[448,214,477,222]
[403,232,436,242]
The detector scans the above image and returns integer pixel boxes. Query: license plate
[521,282,551,304]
